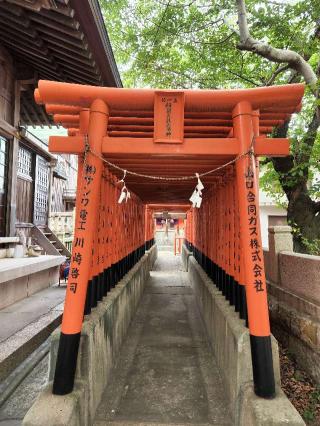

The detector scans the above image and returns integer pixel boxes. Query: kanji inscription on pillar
[154,91,184,144]
[245,164,265,293]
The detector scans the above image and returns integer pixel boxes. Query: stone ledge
[267,280,320,319]
[0,237,20,244]
[269,292,320,385]
[0,263,61,310]
[0,255,64,284]
[278,251,320,306]
[238,385,305,426]
[269,294,320,352]
[185,252,305,425]
[23,381,87,426]
[181,243,192,271]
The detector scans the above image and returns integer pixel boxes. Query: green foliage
[303,408,315,422]
[301,237,320,256]
[302,385,320,422]
[101,0,320,88]
[259,162,287,208]
[101,0,320,181]
[290,221,320,255]
[101,0,320,251]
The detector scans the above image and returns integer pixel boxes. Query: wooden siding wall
[33,155,49,225]
[0,137,8,236]
[0,46,14,125]
[52,176,65,212]
[16,177,34,224]
[51,155,77,213]
[15,225,33,240]
[16,144,34,224]
[0,46,14,236]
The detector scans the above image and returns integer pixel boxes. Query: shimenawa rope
[83,135,255,182]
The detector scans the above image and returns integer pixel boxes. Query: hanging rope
[83,135,255,182]
[190,173,204,208]
[117,169,131,203]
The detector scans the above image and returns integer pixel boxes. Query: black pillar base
[103,268,108,296]
[225,273,230,301]
[107,267,112,292]
[52,332,81,395]
[98,272,103,301]
[91,275,98,307]
[250,335,275,398]
[234,281,240,313]
[239,284,247,322]
[84,280,92,315]
[229,275,235,306]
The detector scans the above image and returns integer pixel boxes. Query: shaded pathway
[94,251,231,426]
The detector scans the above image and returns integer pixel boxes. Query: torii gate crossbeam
[34,81,304,399]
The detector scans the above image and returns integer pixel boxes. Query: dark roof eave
[20,135,54,161]
[70,0,122,88]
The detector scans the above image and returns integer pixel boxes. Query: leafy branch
[236,0,318,91]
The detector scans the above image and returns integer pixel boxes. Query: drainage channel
[0,340,50,425]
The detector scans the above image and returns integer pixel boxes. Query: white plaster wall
[259,190,287,249]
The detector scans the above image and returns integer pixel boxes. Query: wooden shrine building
[0,0,121,238]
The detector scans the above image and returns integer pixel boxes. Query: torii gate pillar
[53,99,109,395]
[233,101,275,398]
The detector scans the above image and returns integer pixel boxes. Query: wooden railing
[49,211,75,250]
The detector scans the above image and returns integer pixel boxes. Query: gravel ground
[279,343,320,425]
[0,354,49,425]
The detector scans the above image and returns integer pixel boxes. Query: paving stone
[94,252,232,425]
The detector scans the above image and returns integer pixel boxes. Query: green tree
[101,0,320,253]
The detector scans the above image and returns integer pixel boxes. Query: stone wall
[181,242,191,271]
[23,245,157,426]
[182,246,304,425]
[264,226,320,384]
[0,256,62,310]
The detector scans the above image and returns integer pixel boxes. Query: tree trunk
[235,1,320,253]
[272,157,320,253]
[287,183,320,253]
[271,122,320,253]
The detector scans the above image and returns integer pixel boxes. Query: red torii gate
[147,203,190,254]
[34,80,304,399]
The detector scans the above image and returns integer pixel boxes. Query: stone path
[0,285,66,425]
[94,251,232,426]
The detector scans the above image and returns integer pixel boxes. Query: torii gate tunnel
[34,81,304,399]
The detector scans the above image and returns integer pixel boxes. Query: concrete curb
[181,243,191,271]
[182,245,305,426]
[0,303,63,382]
[0,340,49,407]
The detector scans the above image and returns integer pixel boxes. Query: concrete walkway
[0,285,65,343]
[0,350,49,426]
[0,284,66,425]
[0,285,65,382]
[94,251,232,426]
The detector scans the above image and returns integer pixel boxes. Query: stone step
[94,422,213,426]
[0,287,65,382]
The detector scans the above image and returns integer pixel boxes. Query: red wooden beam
[35,80,304,111]
[147,203,190,212]
[49,135,289,157]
